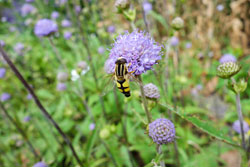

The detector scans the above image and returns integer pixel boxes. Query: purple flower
[185,42,192,49]
[148,118,176,145]
[51,11,59,19]
[216,4,224,11]
[89,123,95,131]
[0,40,5,47]
[61,19,71,27]
[23,116,31,122]
[14,43,24,55]
[33,162,48,167]
[9,26,16,32]
[27,93,33,100]
[21,4,36,17]
[59,0,67,5]
[57,83,67,91]
[1,93,11,102]
[57,72,68,82]
[232,120,249,134]
[26,0,34,2]
[104,59,115,74]
[63,31,72,40]
[98,47,105,54]
[219,54,236,64]
[170,36,179,47]
[107,26,115,34]
[0,68,6,78]
[143,83,160,99]
[75,5,81,13]
[107,30,163,75]
[143,1,152,14]
[34,19,58,37]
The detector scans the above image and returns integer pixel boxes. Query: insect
[114,57,131,97]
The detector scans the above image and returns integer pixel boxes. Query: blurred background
[0,0,249,167]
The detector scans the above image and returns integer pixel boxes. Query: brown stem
[0,47,83,167]
[0,102,40,160]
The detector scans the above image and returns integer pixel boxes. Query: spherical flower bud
[216,62,240,79]
[63,31,72,40]
[171,17,184,30]
[57,72,68,82]
[106,30,163,75]
[115,0,130,13]
[33,161,48,167]
[143,1,152,15]
[89,123,95,131]
[99,128,110,139]
[23,116,31,122]
[1,93,11,102]
[143,83,160,99]
[98,47,105,54]
[57,83,67,91]
[216,4,224,11]
[219,53,236,64]
[107,26,116,34]
[232,120,249,134]
[34,19,58,37]
[170,36,179,47]
[61,19,71,27]
[21,4,36,17]
[0,68,6,78]
[51,11,59,19]
[185,42,192,49]
[148,118,176,145]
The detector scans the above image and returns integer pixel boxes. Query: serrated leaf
[160,104,240,147]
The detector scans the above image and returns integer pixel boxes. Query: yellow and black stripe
[115,57,131,97]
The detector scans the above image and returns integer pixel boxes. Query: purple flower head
[143,83,160,99]
[232,120,249,134]
[21,4,36,17]
[98,47,105,54]
[107,26,116,34]
[143,1,152,14]
[63,31,72,40]
[216,4,224,11]
[75,5,81,13]
[170,36,179,47]
[219,53,236,64]
[34,19,58,37]
[61,19,71,27]
[107,30,163,75]
[23,116,31,122]
[0,40,5,47]
[26,0,34,2]
[59,0,67,5]
[51,11,59,19]
[14,43,24,55]
[1,93,11,102]
[57,83,67,91]
[33,161,48,167]
[89,123,95,131]
[149,118,176,145]
[185,42,192,49]
[0,68,6,78]
[27,93,33,100]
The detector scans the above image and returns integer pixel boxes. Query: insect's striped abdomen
[116,78,130,97]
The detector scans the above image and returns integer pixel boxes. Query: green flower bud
[216,62,241,79]
[123,9,136,21]
[171,17,184,30]
[115,0,130,13]
[233,79,247,93]
[99,128,110,139]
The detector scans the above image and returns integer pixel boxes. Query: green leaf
[149,11,168,30]
[159,104,240,147]
[86,127,98,161]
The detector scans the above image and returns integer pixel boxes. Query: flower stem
[231,78,246,150]
[0,46,83,167]
[157,144,165,167]
[0,102,41,160]
[138,75,152,123]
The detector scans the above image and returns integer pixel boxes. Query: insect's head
[115,57,127,65]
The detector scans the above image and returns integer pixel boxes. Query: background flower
[1,93,11,102]
[232,120,249,134]
[34,19,58,37]
[0,68,6,78]
[61,19,72,27]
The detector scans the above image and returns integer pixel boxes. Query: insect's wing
[127,74,143,88]
[100,74,116,97]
